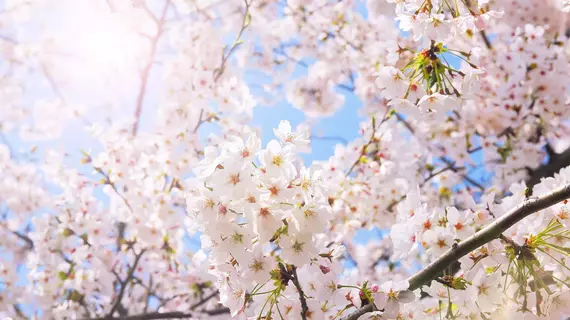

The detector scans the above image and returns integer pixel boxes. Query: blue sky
[252,86,364,162]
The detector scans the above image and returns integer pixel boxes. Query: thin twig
[394,113,486,191]
[395,113,415,134]
[107,249,146,317]
[94,166,134,212]
[345,109,391,177]
[131,0,170,136]
[387,162,457,212]
[212,0,251,81]
[272,46,308,68]
[423,164,455,185]
[440,157,486,192]
[190,290,220,311]
[2,224,34,249]
[143,276,153,314]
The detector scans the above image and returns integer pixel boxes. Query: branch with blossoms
[107,249,146,317]
[88,293,229,320]
[94,308,230,320]
[291,266,309,320]
[3,0,570,319]
[342,183,570,320]
[212,0,251,82]
[345,109,393,177]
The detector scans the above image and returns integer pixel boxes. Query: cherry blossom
[0,0,569,319]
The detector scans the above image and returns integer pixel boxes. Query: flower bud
[319,265,331,274]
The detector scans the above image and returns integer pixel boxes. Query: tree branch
[527,146,570,189]
[480,30,493,50]
[11,230,34,250]
[89,308,229,320]
[346,109,391,177]
[212,0,251,82]
[107,249,146,317]
[291,266,308,320]
[440,157,486,192]
[131,0,170,136]
[190,290,220,311]
[341,183,570,320]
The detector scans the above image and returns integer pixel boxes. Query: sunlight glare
[60,2,148,74]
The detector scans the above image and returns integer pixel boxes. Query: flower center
[272,154,284,166]
[478,284,489,296]
[249,260,264,272]
[304,209,315,218]
[205,198,215,209]
[292,240,304,254]
[228,173,240,185]
[259,207,270,217]
[230,232,244,244]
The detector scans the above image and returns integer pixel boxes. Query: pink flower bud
[371,284,379,292]
[319,265,331,274]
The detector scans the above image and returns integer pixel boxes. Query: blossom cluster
[0,0,568,319]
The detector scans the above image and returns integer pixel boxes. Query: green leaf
[69,290,83,302]
[62,228,74,237]
[58,271,67,281]
[427,71,437,89]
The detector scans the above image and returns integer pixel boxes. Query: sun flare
[55,1,149,74]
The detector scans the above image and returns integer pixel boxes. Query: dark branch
[480,30,493,50]
[440,157,486,192]
[527,146,570,189]
[88,308,229,320]
[190,290,220,311]
[107,249,146,317]
[291,266,308,320]
[11,230,34,249]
